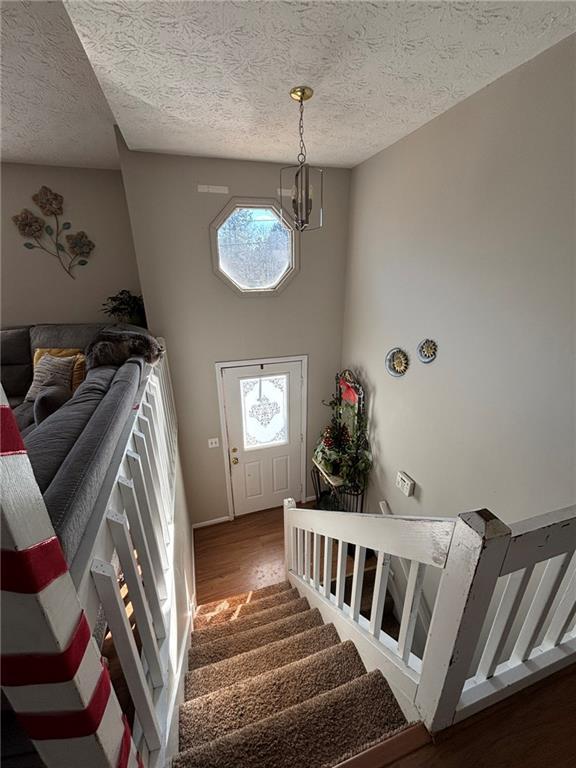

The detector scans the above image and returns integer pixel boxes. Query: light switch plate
[208,438,219,449]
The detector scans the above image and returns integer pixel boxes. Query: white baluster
[323,536,333,598]
[133,430,170,551]
[350,545,367,622]
[335,540,348,609]
[313,533,321,590]
[91,559,162,752]
[304,530,311,583]
[542,567,576,649]
[127,450,169,576]
[370,551,391,637]
[477,567,533,680]
[397,560,425,664]
[118,477,166,637]
[297,528,304,577]
[106,509,165,688]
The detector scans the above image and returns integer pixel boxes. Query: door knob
[231,457,239,465]
[231,447,238,453]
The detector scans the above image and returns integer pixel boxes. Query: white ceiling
[2,2,576,169]
[1,1,118,168]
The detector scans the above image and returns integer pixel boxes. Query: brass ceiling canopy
[289,85,314,103]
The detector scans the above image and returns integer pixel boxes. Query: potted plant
[101,290,147,328]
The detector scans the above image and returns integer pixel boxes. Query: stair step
[174,670,407,768]
[194,587,300,630]
[190,597,309,646]
[180,641,365,751]
[188,608,323,669]
[194,581,291,618]
[185,623,340,700]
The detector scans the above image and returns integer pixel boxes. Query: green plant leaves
[23,242,36,249]
[62,222,71,230]
[45,225,53,235]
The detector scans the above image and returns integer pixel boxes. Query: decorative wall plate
[385,347,409,377]
[417,338,438,364]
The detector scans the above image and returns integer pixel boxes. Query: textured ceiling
[64,1,576,167]
[1,1,118,168]
[2,2,576,169]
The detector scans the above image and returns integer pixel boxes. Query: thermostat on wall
[396,471,415,497]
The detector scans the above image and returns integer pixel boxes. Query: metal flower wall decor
[12,186,95,279]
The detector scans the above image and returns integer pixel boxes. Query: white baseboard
[192,515,231,529]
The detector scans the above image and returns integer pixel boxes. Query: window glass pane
[217,207,292,290]
[240,374,288,450]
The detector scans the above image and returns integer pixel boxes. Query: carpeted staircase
[174,580,408,768]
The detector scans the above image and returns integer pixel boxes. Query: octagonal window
[210,200,298,295]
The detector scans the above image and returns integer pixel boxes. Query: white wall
[1,163,140,326]
[342,36,575,525]
[117,142,350,525]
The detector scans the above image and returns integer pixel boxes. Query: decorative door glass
[240,374,289,450]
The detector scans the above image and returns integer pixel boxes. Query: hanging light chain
[297,97,307,166]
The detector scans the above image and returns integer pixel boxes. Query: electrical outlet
[208,438,219,449]
[396,471,415,497]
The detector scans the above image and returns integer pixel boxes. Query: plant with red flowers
[12,186,94,279]
[314,370,372,491]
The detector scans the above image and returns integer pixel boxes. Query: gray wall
[1,163,140,327]
[118,143,350,525]
[342,36,575,525]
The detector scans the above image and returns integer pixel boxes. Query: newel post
[415,509,511,732]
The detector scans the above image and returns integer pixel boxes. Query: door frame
[215,355,308,519]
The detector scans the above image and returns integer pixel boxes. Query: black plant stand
[311,459,366,514]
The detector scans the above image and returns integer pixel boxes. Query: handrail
[284,499,576,734]
[286,507,455,568]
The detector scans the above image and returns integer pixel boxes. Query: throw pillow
[33,384,73,424]
[33,348,86,391]
[25,354,76,401]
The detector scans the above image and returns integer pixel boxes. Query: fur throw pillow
[85,330,164,370]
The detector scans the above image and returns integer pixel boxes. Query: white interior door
[222,361,304,516]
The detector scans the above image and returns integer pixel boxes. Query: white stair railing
[284,499,576,733]
[2,347,190,768]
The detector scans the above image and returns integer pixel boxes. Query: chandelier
[280,86,324,232]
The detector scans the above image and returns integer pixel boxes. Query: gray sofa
[1,323,146,563]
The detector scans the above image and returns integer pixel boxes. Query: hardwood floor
[193,507,286,604]
[388,664,576,768]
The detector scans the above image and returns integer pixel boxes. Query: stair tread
[190,597,309,645]
[188,608,323,669]
[185,623,340,699]
[174,670,407,768]
[180,640,365,751]
[194,587,300,629]
[195,581,291,617]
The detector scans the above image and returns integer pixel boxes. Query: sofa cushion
[34,384,73,425]
[12,400,35,432]
[29,324,106,355]
[25,354,76,401]
[1,328,32,398]
[43,359,143,562]
[24,366,117,492]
